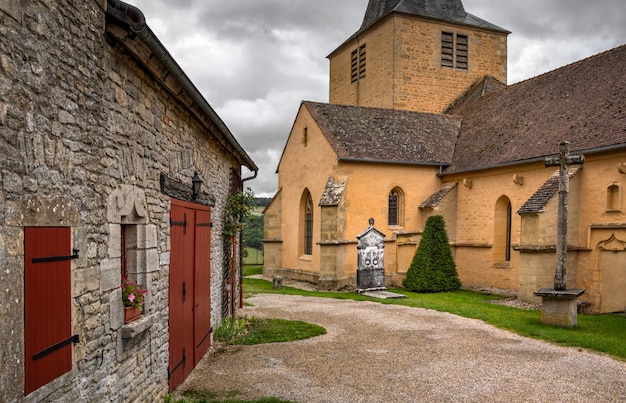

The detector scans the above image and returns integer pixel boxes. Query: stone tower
[328,0,510,113]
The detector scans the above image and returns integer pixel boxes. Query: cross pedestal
[535,141,585,327]
[534,288,585,327]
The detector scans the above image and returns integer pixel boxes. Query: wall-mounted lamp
[192,171,203,199]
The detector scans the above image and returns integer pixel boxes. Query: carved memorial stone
[356,218,386,292]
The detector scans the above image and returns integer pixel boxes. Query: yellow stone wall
[442,162,556,290]
[329,14,508,113]
[329,18,396,110]
[265,105,339,277]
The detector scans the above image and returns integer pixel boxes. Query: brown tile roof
[419,182,458,208]
[304,102,461,165]
[517,167,581,214]
[319,177,347,207]
[445,45,626,174]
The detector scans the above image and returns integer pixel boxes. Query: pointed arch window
[388,188,404,226]
[301,191,314,256]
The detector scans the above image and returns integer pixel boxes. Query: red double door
[168,200,212,391]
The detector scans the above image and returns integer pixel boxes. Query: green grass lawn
[243,248,263,265]
[242,277,626,361]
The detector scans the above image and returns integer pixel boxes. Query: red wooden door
[168,205,195,390]
[24,227,73,395]
[169,200,212,391]
[194,209,212,365]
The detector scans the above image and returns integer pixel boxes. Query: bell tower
[328,0,510,114]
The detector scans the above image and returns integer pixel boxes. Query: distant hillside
[254,197,272,208]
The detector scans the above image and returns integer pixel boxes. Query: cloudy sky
[126,0,626,197]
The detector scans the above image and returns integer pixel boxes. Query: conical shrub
[403,215,461,293]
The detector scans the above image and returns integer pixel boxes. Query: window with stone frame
[441,32,468,70]
[107,185,156,322]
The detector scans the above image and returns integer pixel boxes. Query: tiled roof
[445,45,626,174]
[419,182,458,208]
[304,102,461,165]
[517,167,581,214]
[359,0,509,34]
[319,177,347,206]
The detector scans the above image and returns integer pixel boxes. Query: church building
[263,0,626,314]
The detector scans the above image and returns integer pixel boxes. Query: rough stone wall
[0,0,239,401]
[329,15,508,114]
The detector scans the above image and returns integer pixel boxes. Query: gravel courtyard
[175,294,626,402]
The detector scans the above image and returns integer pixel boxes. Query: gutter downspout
[106,0,259,178]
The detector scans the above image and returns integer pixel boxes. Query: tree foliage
[403,215,461,293]
[224,188,255,237]
[243,214,264,250]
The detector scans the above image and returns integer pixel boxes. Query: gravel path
[176,294,626,402]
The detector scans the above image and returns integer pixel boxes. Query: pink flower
[128,293,135,303]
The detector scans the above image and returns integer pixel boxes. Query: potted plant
[121,277,147,323]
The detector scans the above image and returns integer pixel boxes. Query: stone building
[0,0,256,401]
[264,0,626,314]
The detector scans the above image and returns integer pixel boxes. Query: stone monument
[534,141,585,327]
[357,218,386,292]
[356,219,406,299]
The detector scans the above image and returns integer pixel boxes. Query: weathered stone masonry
[0,0,255,401]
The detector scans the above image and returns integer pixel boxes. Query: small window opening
[305,195,313,255]
[388,187,404,226]
[351,44,367,83]
[442,32,468,70]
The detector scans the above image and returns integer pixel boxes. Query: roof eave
[441,142,626,176]
[105,0,258,173]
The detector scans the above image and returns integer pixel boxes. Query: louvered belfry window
[441,32,468,70]
[351,44,367,83]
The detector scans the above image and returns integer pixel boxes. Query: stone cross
[544,141,584,291]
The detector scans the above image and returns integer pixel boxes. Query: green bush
[403,215,461,293]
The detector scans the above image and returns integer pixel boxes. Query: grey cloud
[128,0,626,196]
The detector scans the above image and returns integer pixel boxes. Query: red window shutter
[24,227,73,395]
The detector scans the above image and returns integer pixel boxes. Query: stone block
[120,314,154,339]
[146,249,159,273]
[0,0,22,22]
[126,248,145,275]
[108,224,121,259]
[101,258,121,291]
[535,288,584,328]
[110,288,123,330]
[144,224,157,249]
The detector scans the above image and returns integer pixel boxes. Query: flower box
[124,306,141,324]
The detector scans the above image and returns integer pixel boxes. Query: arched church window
[493,196,512,262]
[388,187,404,226]
[301,190,314,256]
